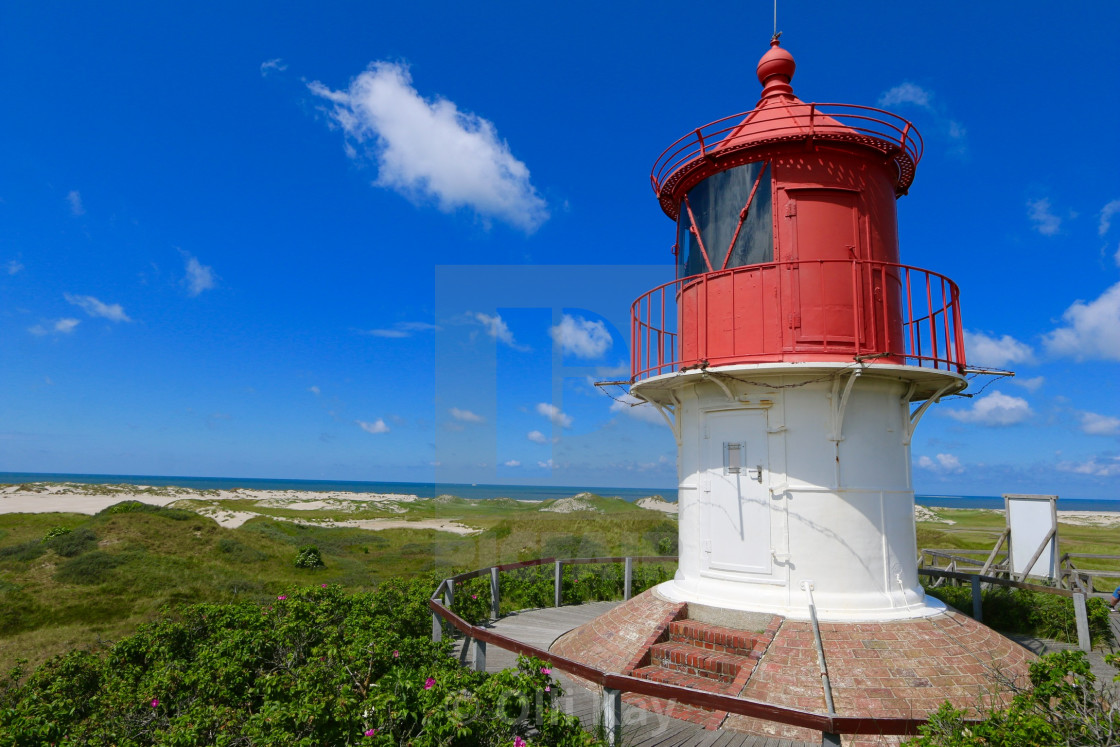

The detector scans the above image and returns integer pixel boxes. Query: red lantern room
[632,38,966,390]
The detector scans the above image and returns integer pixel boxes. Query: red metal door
[787,189,862,348]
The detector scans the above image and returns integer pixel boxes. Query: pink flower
[150,698,159,707]
[424,677,435,690]
[364,728,378,737]
[514,737,526,747]
[321,584,327,588]
[544,686,551,692]
[392,650,399,658]
[277,595,287,601]
[471,594,478,599]
[540,667,551,675]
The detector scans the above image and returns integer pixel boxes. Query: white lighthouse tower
[629,38,968,621]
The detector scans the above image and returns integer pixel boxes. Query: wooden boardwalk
[454,603,812,747]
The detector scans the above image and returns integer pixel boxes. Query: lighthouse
[629,37,967,621]
[553,39,1032,741]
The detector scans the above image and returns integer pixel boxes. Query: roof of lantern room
[651,37,924,220]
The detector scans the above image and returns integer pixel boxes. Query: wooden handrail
[431,556,980,740]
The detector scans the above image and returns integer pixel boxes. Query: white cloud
[917,453,964,474]
[1080,412,1120,436]
[6,259,23,275]
[1043,281,1120,361]
[1056,456,1120,478]
[29,318,81,336]
[1099,199,1120,236]
[964,330,1034,368]
[182,252,215,296]
[260,58,288,76]
[309,386,321,396]
[503,460,521,468]
[1013,376,1045,393]
[1027,198,1061,236]
[363,321,437,338]
[309,61,548,232]
[356,419,390,434]
[449,407,485,423]
[536,402,572,428]
[550,314,611,358]
[945,391,1032,426]
[609,394,665,425]
[473,312,528,350]
[64,293,131,322]
[878,82,932,110]
[527,430,549,444]
[537,459,554,469]
[67,190,85,216]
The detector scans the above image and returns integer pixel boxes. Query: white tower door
[703,410,771,574]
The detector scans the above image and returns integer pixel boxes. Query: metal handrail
[630,259,965,382]
[652,103,923,198]
[429,556,966,742]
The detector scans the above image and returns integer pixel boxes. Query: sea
[1,472,1118,512]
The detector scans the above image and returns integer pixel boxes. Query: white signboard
[1005,494,1058,579]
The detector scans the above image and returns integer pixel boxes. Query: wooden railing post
[473,639,487,672]
[431,611,442,642]
[602,687,622,746]
[971,575,982,622]
[1073,592,1091,652]
[624,557,633,601]
[444,579,454,611]
[554,561,563,607]
[490,566,500,619]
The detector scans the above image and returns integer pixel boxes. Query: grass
[916,508,1120,593]
[0,490,677,673]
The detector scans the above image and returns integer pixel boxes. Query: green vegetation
[0,491,678,673]
[917,509,1120,594]
[0,579,599,746]
[904,650,1120,746]
[923,582,1114,647]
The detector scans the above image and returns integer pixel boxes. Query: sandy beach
[0,483,480,533]
[1,483,1116,530]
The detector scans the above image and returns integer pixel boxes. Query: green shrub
[905,650,1120,746]
[0,541,45,562]
[54,550,127,585]
[44,527,98,558]
[0,581,599,746]
[923,583,1114,648]
[294,545,324,569]
[43,526,72,541]
[95,501,194,521]
[541,533,605,560]
[217,538,267,563]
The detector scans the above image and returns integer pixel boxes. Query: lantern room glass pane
[676,162,773,279]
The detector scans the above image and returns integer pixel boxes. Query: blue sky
[2,2,1119,499]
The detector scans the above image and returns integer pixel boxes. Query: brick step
[668,619,759,657]
[649,641,750,682]
[631,664,730,693]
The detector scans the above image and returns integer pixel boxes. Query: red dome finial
[756,34,795,98]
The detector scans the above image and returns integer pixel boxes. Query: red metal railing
[652,103,923,201]
[631,260,965,382]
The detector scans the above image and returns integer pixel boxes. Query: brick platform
[550,591,1035,747]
